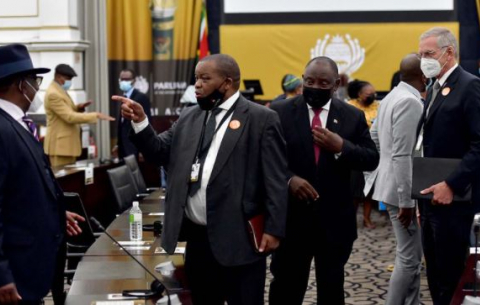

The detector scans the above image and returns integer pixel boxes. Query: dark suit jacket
[270,96,379,245]
[131,95,288,266]
[417,66,480,211]
[0,108,65,300]
[118,89,151,158]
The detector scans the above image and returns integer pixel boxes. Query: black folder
[412,157,471,202]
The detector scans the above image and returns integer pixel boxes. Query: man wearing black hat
[44,64,114,166]
[0,44,85,305]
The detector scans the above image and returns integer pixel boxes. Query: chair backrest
[107,165,137,213]
[124,154,147,193]
[63,192,96,246]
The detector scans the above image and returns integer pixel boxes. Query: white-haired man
[417,27,480,305]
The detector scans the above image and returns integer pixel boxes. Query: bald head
[306,56,339,78]
[400,54,422,83]
[398,53,426,93]
[199,54,241,89]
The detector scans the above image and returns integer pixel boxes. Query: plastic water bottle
[129,201,142,241]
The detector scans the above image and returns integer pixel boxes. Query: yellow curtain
[107,0,152,61]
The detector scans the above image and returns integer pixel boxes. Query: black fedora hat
[0,44,50,80]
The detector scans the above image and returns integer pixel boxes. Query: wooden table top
[66,193,191,305]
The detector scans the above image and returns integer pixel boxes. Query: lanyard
[195,101,238,160]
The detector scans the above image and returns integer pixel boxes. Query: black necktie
[189,107,223,196]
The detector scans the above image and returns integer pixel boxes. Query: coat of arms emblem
[310,34,365,76]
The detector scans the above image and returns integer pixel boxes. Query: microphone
[89,217,171,304]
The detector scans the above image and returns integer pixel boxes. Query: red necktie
[312,108,322,164]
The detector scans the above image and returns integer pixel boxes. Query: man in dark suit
[417,27,480,305]
[115,68,151,159]
[0,44,85,305]
[269,56,379,305]
[114,54,288,305]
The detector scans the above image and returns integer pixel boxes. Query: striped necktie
[22,116,39,141]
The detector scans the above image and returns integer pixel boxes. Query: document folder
[412,157,471,202]
[247,214,264,252]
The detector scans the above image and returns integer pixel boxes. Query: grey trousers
[385,203,423,305]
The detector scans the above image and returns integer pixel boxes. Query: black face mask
[364,94,376,106]
[196,82,226,111]
[303,86,333,109]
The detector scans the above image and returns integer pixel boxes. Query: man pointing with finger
[113,54,288,305]
[269,56,379,305]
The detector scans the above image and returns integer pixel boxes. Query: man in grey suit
[369,54,425,305]
[114,54,288,305]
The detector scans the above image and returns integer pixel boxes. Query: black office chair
[124,154,160,198]
[107,165,138,213]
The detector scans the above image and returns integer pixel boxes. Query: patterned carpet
[46,208,433,305]
[264,208,433,305]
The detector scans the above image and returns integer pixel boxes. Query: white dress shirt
[305,99,342,160]
[307,99,331,128]
[0,98,29,131]
[132,91,240,225]
[438,63,458,87]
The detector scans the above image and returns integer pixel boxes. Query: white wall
[224,0,454,13]
[0,0,89,112]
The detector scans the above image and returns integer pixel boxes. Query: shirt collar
[0,98,25,121]
[218,90,240,111]
[438,63,458,86]
[307,99,331,112]
[397,81,421,100]
[125,87,135,98]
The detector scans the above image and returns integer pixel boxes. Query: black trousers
[269,213,353,305]
[419,200,475,305]
[51,241,66,305]
[183,219,266,305]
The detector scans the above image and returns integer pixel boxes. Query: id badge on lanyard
[190,158,201,182]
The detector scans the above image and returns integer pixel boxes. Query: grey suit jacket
[367,82,423,207]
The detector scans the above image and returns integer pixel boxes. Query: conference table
[65,191,192,305]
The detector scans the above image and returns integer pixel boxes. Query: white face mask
[23,80,43,113]
[420,49,448,78]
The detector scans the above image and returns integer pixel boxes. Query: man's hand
[0,283,21,305]
[66,211,85,236]
[112,95,146,123]
[258,233,280,253]
[289,175,319,202]
[77,100,93,112]
[312,127,344,153]
[111,145,119,158]
[421,181,454,205]
[96,113,115,121]
[397,207,415,229]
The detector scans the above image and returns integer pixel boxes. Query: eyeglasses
[25,76,43,87]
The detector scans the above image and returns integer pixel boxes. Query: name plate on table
[155,247,185,254]
[93,301,145,305]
